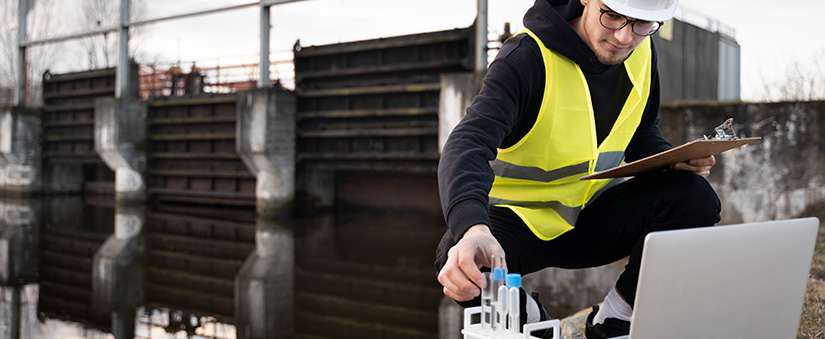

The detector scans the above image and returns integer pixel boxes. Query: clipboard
[579,137,760,180]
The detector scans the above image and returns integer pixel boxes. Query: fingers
[678,155,715,168]
[459,249,485,290]
[691,155,716,167]
[672,162,711,177]
[437,248,481,301]
[439,269,479,301]
[437,225,503,301]
[671,155,715,178]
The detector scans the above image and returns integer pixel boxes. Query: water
[480,295,492,330]
[0,195,447,338]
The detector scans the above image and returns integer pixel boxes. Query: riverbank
[798,217,825,338]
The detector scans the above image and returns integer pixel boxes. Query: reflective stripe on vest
[488,29,652,241]
[490,151,625,182]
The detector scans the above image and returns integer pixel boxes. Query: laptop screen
[629,218,819,338]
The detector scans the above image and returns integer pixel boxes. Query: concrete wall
[0,108,41,195]
[659,100,825,224]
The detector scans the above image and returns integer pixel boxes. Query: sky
[47,0,825,101]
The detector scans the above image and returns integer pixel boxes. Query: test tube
[491,254,507,331]
[480,272,493,330]
[492,254,507,277]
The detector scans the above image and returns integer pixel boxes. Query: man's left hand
[671,155,715,178]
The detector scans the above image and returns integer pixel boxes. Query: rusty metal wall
[37,198,113,329]
[145,207,256,319]
[291,27,470,336]
[38,227,111,328]
[294,27,475,173]
[146,95,256,207]
[41,69,118,193]
[41,69,114,164]
[295,212,444,338]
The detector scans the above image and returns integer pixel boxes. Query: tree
[756,49,825,102]
[0,0,153,105]
[78,0,149,69]
[0,0,65,105]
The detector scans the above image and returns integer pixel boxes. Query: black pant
[435,170,721,308]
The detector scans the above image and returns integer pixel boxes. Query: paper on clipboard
[579,137,760,180]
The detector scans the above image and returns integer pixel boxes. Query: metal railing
[14,0,492,106]
[14,0,307,106]
[137,56,295,99]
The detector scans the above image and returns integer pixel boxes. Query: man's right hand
[436,224,505,301]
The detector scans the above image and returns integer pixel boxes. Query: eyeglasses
[598,7,663,36]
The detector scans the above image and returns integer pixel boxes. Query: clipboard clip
[703,118,737,140]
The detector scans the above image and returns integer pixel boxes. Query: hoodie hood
[523,0,617,73]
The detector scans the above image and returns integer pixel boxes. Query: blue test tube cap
[493,267,505,280]
[506,273,521,288]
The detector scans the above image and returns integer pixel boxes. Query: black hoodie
[438,0,673,240]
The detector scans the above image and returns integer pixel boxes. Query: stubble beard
[594,43,632,65]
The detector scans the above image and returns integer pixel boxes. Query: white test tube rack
[461,306,561,339]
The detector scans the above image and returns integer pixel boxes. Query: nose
[614,24,634,44]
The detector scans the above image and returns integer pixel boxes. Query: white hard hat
[600,0,678,22]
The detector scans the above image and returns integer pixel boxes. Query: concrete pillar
[0,198,40,286]
[235,217,294,339]
[236,87,296,219]
[0,108,42,195]
[94,97,147,203]
[438,295,464,339]
[92,204,145,339]
[438,73,484,153]
[0,198,40,339]
[0,150,5,191]
[3,285,22,339]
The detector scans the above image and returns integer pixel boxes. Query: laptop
[624,217,820,339]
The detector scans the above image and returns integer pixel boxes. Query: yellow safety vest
[489,29,653,240]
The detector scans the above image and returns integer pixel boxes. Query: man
[434,0,721,337]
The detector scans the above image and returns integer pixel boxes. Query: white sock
[525,293,541,323]
[593,286,633,324]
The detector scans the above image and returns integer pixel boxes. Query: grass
[560,214,825,337]
[798,218,825,339]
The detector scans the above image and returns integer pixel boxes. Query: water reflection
[0,197,40,339]
[0,195,446,338]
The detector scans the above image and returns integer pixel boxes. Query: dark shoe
[584,305,630,339]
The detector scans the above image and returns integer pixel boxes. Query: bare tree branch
[0,0,66,105]
[757,49,825,102]
[77,0,149,69]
